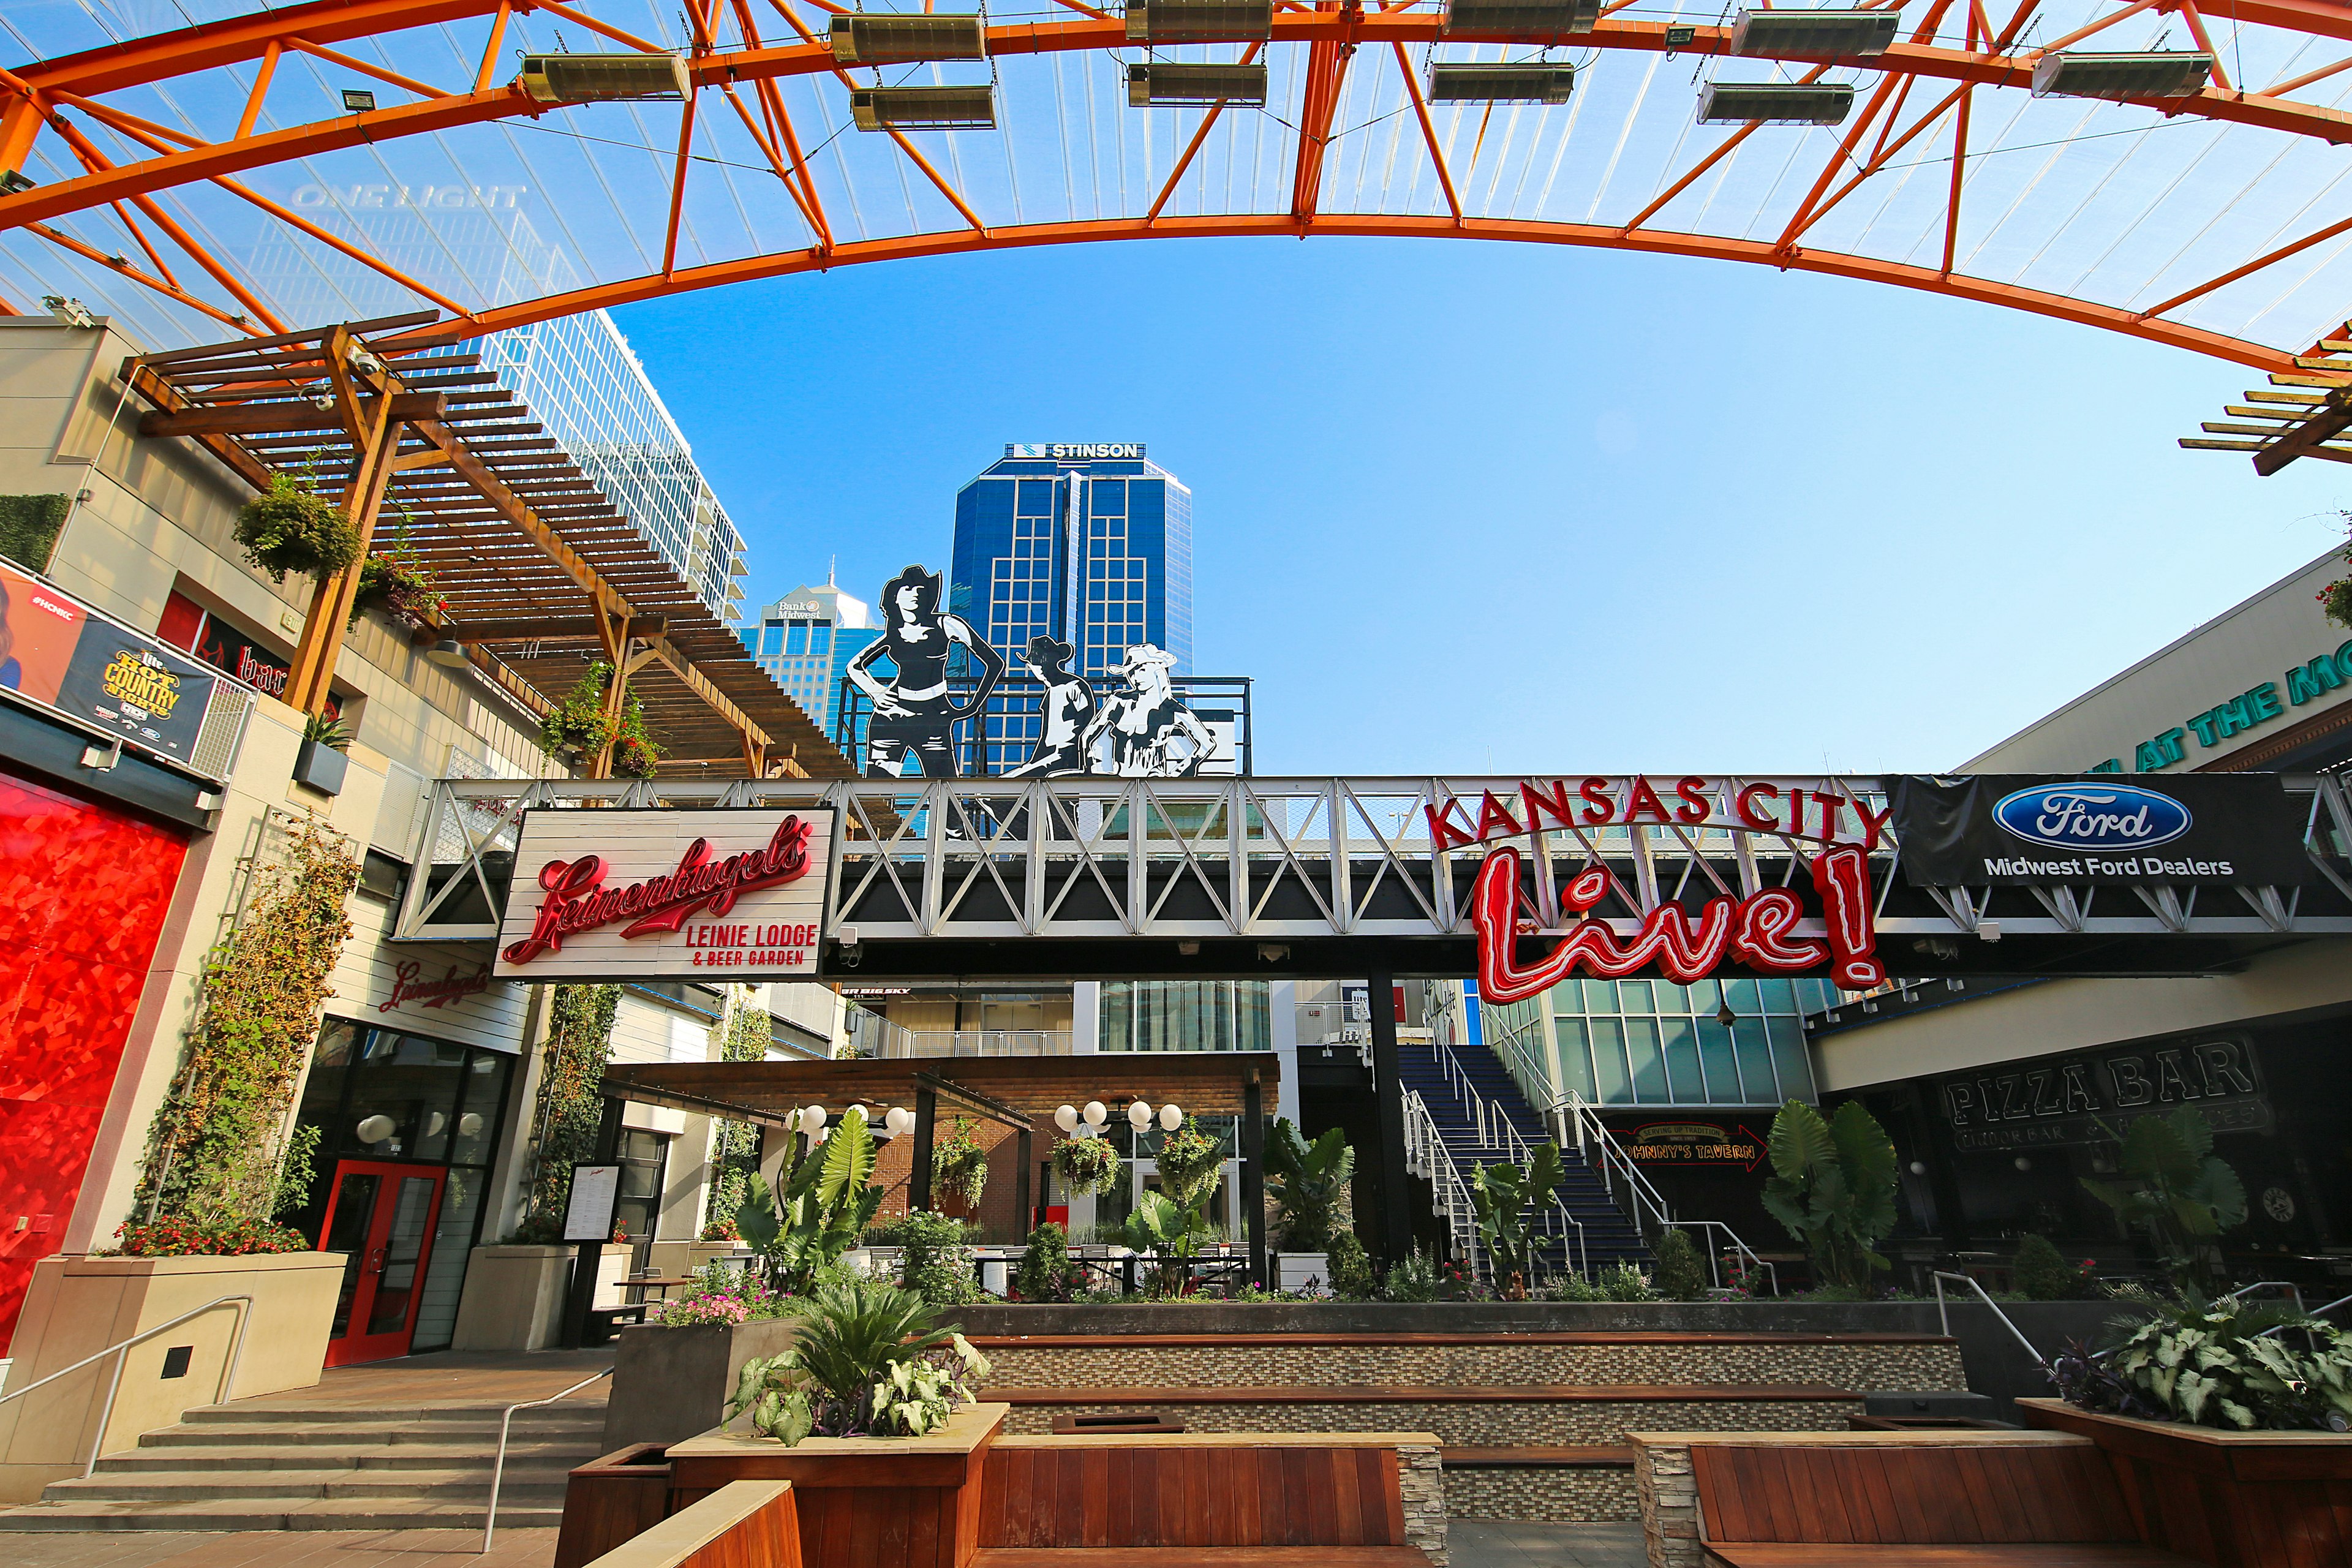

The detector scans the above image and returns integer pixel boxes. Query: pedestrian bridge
[391,772,2352,981]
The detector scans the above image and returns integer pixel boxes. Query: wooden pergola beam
[138,390,448,437]
[448,615,668,643]
[645,634,774,753]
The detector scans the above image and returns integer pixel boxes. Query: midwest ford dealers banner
[1888,775,2310,886]
[492,808,835,981]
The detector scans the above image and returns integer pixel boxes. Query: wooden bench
[579,1479,801,1568]
[970,1431,1441,1566]
[1632,1431,2206,1568]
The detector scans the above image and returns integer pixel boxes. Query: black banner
[53,630,219,762]
[1889,774,2310,887]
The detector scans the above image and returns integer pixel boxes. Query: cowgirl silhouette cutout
[1005,635,1099,778]
[1084,643,1215,777]
[845,565,1005,778]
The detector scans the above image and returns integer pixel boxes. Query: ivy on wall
[702,985,769,1239]
[136,815,360,1227]
[0,494,69,571]
[512,982,622,1242]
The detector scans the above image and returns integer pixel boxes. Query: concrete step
[98,1441,591,1472]
[140,1419,599,1449]
[0,1498,566,1532]
[53,1467,573,1503]
[178,1403,604,1427]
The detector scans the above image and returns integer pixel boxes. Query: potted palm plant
[293,710,351,794]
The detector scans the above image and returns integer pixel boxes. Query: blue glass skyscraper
[948,443,1192,681]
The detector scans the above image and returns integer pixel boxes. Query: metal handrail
[1562,1092,1675,1237]
[481,1367,612,1553]
[1403,1090,1481,1278]
[1422,1034,1592,1280]
[0,1293,254,1479]
[1662,1219,1780,1297]
[2221,1280,2305,1311]
[1932,1270,2051,1371]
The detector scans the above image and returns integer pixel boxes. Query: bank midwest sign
[492,808,835,981]
[1890,774,2310,887]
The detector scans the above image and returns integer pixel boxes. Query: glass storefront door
[318,1160,447,1366]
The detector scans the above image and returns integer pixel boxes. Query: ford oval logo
[1991,784,2192,853]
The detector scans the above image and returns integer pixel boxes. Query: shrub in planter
[1326,1229,1376,1300]
[1381,1245,1439,1302]
[725,1279,990,1444]
[2057,1293,2352,1431]
[2015,1232,2098,1300]
[1469,1141,1564,1298]
[1052,1134,1119,1197]
[1762,1098,1898,1292]
[932,1118,989,1212]
[887,1208,982,1307]
[1265,1118,1353,1252]
[1600,1261,1661,1302]
[113,1216,310,1257]
[1011,1220,1079,1303]
[236,474,363,584]
[1653,1227,1709,1300]
[736,1106,885,1295]
[660,1260,787,1326]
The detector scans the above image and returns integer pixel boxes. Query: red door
[318,1161,446,1366]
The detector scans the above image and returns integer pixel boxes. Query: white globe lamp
[799,1104,827,1137]
[1128,1101,1152,1130]
[1159,1102,1183,1131]
[1082,1100,1107,1129]
[887,1106,916,1137]
[1054,1104,1079,1133]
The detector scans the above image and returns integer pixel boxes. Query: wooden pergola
[121,311,854,780]
[601,1053,1283,1281]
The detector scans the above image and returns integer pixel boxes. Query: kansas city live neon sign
[1436,777,1888,1005]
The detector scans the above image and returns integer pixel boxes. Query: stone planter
[292,737,347,794]
[2019,1397,2352,1565]
[666,1403,1007,1568]
[0,1250,344,1504]
[450,1244,573,1351]
[602,1315,802,1451]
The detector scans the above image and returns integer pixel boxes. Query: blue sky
[614,236,2348,777]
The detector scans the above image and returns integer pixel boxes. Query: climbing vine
[135,815,360,1229]
[513,982,622,1242]
[701,986,770,1239]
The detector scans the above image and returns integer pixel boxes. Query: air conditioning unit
[1696,81,1855,124]
[2032,50,2215,100]
[1428,64,1576,104]
[830,14,987,65]
[1128,62,1270,106]
[518,53,692,104]
[1441,0,1602,39]
[1125,0,1275,43]
[850,86,999,131]
[1730,7,1900,58]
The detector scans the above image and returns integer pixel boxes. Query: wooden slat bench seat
[1444,1446,1631,1468]
[1704,1547,2204,1566]
[975,1550,1430,1566]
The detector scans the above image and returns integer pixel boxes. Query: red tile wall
[0,770,189,1349]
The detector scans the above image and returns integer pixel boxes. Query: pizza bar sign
[492,809,836,981]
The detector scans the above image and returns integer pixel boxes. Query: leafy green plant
[537,661,619,763]
[1760,1098,1898,1292]
[1052,1135,1119,1196]
[236,473,363,583]
[703,987,769,1236]
[2092,1292,2352,1431]
[726,1280,991,1443]
[888,1208,982,1306]
[1152,1117,1226,1210]
[2081,1106,2247,1291]
[1653,1227,1709,1300]
[932,1117,990,1212]
[2015,1233,2097,1301]
[2319,519,2352,631]
[514,984,620,1238]
[1326,1228,1376,1299]
[302,710,352,752]
[737,1106,886,1295]
[1264,1119,1354,1252]
[1381,1245,1439,1302]
[135,816,359,1229]
[610,687,663,778]
[1012,1220,1080,1303]
[1543,1272,1602,1303]
[1600,1261,1660,1302]
[350,535,445,628]
[1469,1141,1566,1296]
[0,492,69,571]
[1120,1189,1188,1295]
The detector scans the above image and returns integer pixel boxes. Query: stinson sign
[492,809,835,981]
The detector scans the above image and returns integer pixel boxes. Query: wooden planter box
[554,1442,672,1568]
[2019,1396,2352,1566]
[666,1403,1006,1568]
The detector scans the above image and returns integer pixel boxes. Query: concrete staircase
[0,1396,606,1531]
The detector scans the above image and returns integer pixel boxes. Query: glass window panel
[1697,1017,1742,1104]
[1759,978,1795,1014]
[410,1167,481,1353]
[1658,982,1694,1015]
[1618,980,1654,1013]
[1766,1015,1817,1100]
[298,1018,361,1144]
[1555,1019,1597,1102]
[341,1031,467,1163]
[1724,978,1760,1014]
[1659,1017,1704,1102]
[1589,1019,1631,1104]
[1733,1018,1776,1102]
[1624,1019,1667,1101]
[450,1051,510,1166]
[1580,979,1618,1014]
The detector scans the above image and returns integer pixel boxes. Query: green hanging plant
[1152,1117,1226,1211]
[537,661,619,763]
[1052,1134,1120,1197]
[932,1117,989,1211]
[611,687,664,778]
[236,473,363,584]
[350,530,447,629]
[511,983,622,1242]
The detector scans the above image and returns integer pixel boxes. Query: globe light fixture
[1055,1104,1080,1133]
[799,1104,828,1136]
[887,1106,916,1137]
[1128,1100,1153,1130]
[1158,1102,1183,1131]
[355,1114,394,1144]
[1083,1101,1108,1129]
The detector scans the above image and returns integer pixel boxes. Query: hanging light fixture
[799,1104,828,1136]
[1125,0,1273,42]
[1055,1104,1080,1133]
[1427,64,1575,104]
[2032,51,2214,100]
[850,86,998,131]
[1696,82,1854,124]
[1128,1101,1153,1130]
[1728,8,1899,58]
[829,14,986,64]
[1158,1102,1183,1131]
[518,53,692,104]
[1083,1100,1109,1129]
[886,1106,917,1137]
[1128,62,1269,107]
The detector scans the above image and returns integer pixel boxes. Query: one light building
[741,573,883,747]
[949,443,1193,680]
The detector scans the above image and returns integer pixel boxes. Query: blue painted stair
[1396,1038,1651,1276]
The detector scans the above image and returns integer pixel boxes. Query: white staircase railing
[1420,1038,1589,1281]
[1403,1089,1481,1278]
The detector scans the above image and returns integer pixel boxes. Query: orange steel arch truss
[10,0,2352,368]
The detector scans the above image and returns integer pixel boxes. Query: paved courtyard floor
[1450,1519,1648,1568]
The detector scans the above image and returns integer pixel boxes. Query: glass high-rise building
[949,443,1193,681]
[742,575,883,750]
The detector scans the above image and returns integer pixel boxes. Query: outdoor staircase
[1397,1036,1649,1278]
[0,1395,606,1531]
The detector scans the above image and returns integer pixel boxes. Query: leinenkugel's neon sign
[502,815,816,965]
[1432,777,1888,1005]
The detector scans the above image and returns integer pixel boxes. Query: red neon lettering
[1623,777,1672,824]
[1578,777,1615,826]
[1814,791,1849,842]
[1787,787,1806,839]
[503,815,816,965]
[1426,801,1478,853]
[1474,790,1525,841]
[1735,783,1781,832]
[1731,889,1826,972]
[1673,777,1711,824]
[1521,778,1578,833]
[1811,844,1886,990]
[1853,797,1894,851]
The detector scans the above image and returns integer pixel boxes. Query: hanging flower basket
[612,738,660,778]
[933,1118,989,1211]
[2320,577,2352,631]
[1052,1135,1120,1197]
[236,474,363,584]
[1153,1117,1226,1209]
[538,662,620,762]
[350,539,447,628]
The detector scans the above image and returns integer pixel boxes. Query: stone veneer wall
[998,1397,1864,1445]
[1446,1467,1637,1523]
[1397,1443,1448,1566]
[1633,1436,1702,1568]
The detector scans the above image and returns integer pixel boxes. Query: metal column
[1241,1071,1267,1288]
[911,1084,937,1212]
[1366,969,1412,1267]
